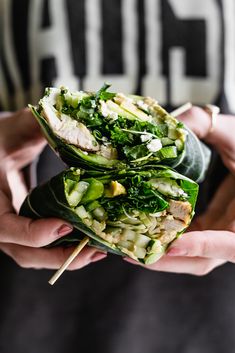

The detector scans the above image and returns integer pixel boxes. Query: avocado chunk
[104,181,127,198]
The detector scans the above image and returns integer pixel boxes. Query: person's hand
[0,109,106,269]
[0,108,47,210]
[125,172,235,275]
[178,106,235,174]
[0,169,107,269]
[0,108,46,171]
[124,106,235,275]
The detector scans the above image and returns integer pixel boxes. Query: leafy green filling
[63,168,190,222]
[100,174,181,221]
[95,82,116,102]
[53,84,182,163]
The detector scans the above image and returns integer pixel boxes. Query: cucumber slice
[134,247,147,259]
[135,234,150,247]
[106,100,137,120]
[161,137,174,146]
[92,206,107,221]
[144,252,163,265]
[75,205,91,220]
[159,146,177,159]
[120,101,150,121]
[168,127,178,139]
[66,181,89,207]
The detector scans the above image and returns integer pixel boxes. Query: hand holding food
[126,173,235,275]
[0,111,106,270]
[18,84,212,274]
[125,107,235,275]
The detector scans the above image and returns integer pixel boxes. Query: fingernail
[91,252,107,262]
[167,247,188,256]
[57,224,73,237]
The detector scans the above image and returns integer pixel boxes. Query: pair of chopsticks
[48,102,192,285]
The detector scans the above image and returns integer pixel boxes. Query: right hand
[178,106,235,174]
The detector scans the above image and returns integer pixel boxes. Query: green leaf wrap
[29,85,211,183]
[20,166,198,264]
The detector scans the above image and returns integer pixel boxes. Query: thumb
[0,211,73,247]
[177,106,211,139]
[167,230,235,263]
[0,170,73,247]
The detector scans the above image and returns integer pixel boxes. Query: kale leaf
[101,175,168,220]
[95,83,116,102]
[123,145,149,160]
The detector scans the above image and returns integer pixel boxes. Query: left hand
[0,111,106,270]
[0,108,46,210]
[125,107,235,275]
[0,108,46,171]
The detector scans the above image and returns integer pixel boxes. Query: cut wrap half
[29,84,211,182]
[20,166,198,265]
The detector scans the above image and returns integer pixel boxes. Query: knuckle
[24,234,41,248]
[24,220,43,248]
[198,236,210,257]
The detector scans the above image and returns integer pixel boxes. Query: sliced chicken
[168,200,192,224]
[40,88,100,152]
[161,217,186,233]
[157,231,177,245]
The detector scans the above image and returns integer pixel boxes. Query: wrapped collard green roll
[29,84,210,183]
[20,166,198,265]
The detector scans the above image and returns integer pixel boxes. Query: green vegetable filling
[52,84,185,165]
[63,168,192,263]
